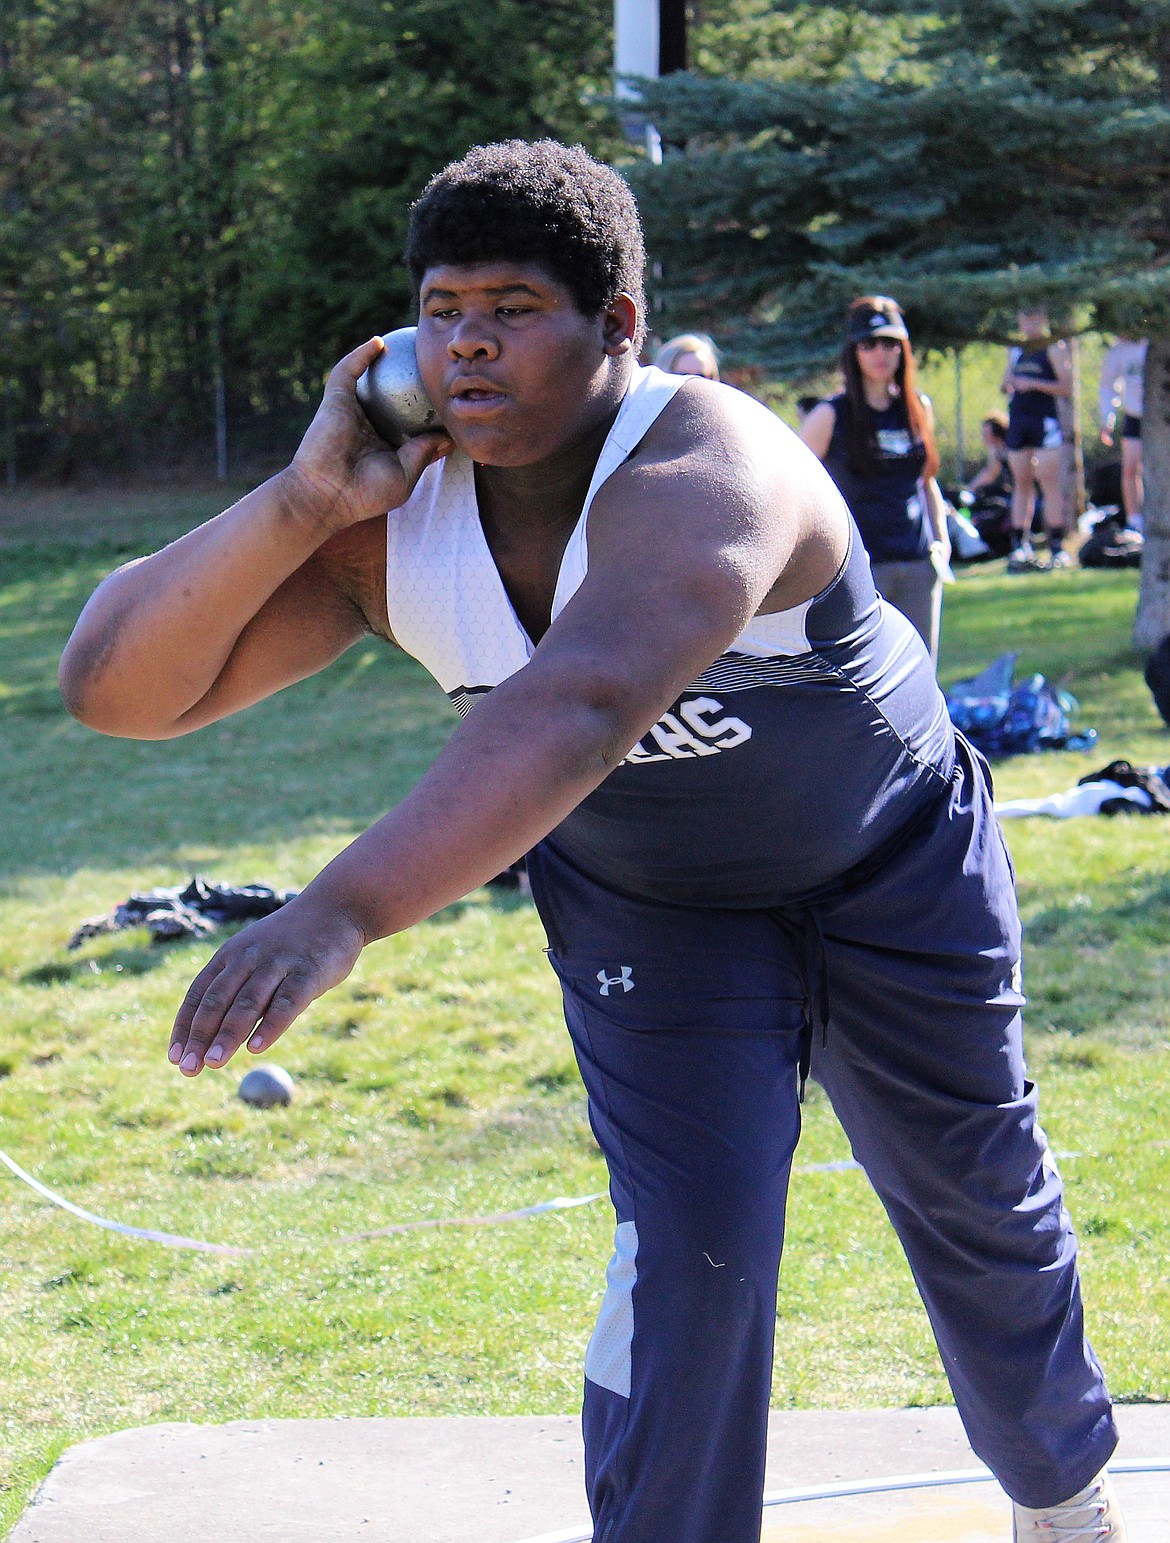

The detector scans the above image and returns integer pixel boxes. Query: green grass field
[2,488,1169,1535]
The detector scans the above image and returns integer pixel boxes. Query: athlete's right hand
[169,896,367,1077]
[283,337,454,534]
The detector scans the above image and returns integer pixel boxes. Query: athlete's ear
[602,293,639,357]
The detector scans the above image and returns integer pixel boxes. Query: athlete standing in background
[800,297,950,665]
[59,142,1124,1543]
[1098,335,1147,529]
[1002,308,1073,571]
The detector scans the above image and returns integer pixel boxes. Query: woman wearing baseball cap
[801,296,950,663]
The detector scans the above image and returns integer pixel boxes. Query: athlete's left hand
[168,898,366,1076]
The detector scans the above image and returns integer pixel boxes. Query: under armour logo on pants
[597,966,635,996]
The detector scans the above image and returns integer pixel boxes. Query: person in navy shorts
[1002,308,1073,571]
[60,141,1125,1543]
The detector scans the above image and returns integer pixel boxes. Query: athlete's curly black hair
[405,140,646,345]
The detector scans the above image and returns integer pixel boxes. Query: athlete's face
[1018,310,1048,340]
[415,261,637,467]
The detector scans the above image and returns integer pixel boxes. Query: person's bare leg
[1007,450,1038,563]
[1034,447,1068,566]
[1121,437,1143,527]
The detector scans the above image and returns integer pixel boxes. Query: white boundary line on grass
[511,1460,1170,1543]
[0,1146,887,1256]
[0,1145,248,1255]
[0,1145,604,1255]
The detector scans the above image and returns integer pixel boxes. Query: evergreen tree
[632,1,1170,645]
[689,0,919,86]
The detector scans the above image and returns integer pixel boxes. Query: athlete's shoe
[1012,1469,1127,1540]
[1048,549,1074,569]
[1007,549,1048,574]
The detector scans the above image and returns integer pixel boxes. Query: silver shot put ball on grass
[238,1065,295,1108]
[355,326,442,446]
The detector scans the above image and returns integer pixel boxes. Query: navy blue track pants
[527,741,1116,1543]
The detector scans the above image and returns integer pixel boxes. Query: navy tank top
[385,366,957,911]
[547,534,954,908]
[822,394,930,564]
[1008,345,1058,430]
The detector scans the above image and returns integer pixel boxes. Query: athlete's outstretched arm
[170,385,847,1077]
[58,338,452,738]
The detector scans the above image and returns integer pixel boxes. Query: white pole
[614,0,662,159]
[614,0,659,96]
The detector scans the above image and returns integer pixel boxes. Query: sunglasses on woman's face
[857,337,902,353]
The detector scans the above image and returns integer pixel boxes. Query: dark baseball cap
[846,297,909,344]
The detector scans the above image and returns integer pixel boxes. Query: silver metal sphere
[355,326,442,446]
[238,1064,295,1108]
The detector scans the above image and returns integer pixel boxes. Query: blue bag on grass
[945,652,1097,758]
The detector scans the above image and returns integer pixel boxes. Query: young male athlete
[60,142,1125,1543]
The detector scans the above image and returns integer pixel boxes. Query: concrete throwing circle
[758,1466,1169,1542]
[759,1482,1008,1540]
[517,1462,1170,1543]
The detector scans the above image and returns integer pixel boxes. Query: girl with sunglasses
[801,295,949,663]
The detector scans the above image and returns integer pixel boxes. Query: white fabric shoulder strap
[385,450,531,693]
[551,365,685,621]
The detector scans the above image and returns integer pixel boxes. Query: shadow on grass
[20,891,537,991]
[2,535,464,883]
[1027,872,1170,949]
[438,888,535,923]
[939,567,1144,687]
[0,660,460,883]
[1022,871,1170,1043]
[21,942,179,987]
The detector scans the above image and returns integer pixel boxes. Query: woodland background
[4,0,1167,481]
